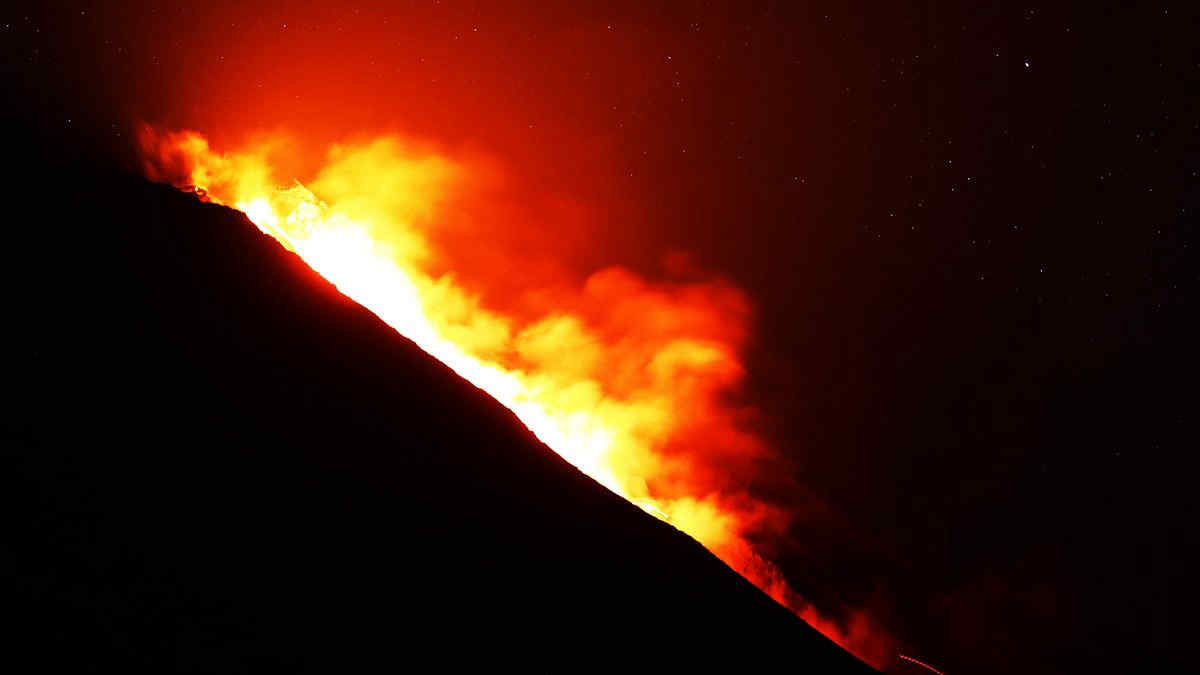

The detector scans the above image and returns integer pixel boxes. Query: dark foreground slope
[2,153,876,671]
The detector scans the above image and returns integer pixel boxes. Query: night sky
[4,2,1192,672]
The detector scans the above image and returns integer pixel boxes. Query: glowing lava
[139,125,893,669]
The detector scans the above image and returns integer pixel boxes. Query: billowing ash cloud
[140,123,898,668]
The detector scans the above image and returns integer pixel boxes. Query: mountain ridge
[4,165,878,672]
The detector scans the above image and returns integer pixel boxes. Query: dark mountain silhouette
[3,145,877,671]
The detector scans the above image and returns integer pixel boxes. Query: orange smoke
[139,124,893,669]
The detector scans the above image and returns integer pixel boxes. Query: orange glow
[139,125,892,669]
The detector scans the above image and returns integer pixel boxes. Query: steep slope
[4,160,876,671]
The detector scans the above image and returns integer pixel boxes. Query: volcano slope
[3,157,877,672]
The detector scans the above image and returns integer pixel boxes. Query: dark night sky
[4,1,1193,672]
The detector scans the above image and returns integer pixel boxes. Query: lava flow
[138,125,893,669]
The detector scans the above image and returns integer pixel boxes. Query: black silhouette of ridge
[3,146,877,672]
